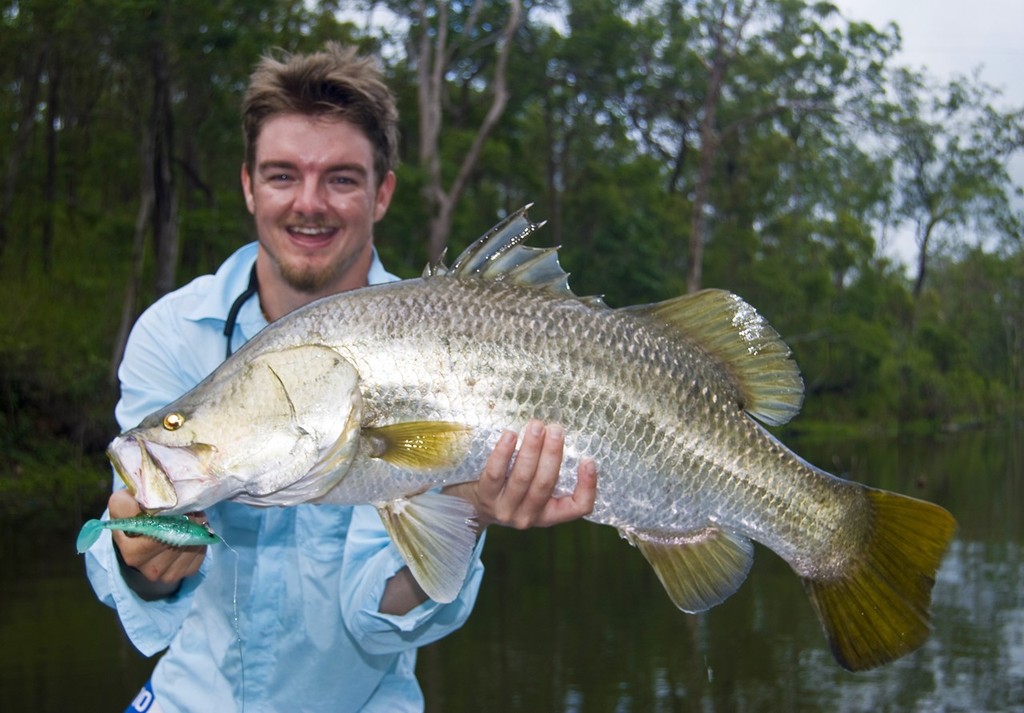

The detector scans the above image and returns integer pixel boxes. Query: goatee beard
[280,263,334,293]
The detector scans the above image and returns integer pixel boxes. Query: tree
[884,67,1024,302]
[393,0,524,261]
[626,0,898,293]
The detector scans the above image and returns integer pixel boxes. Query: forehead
[255,113,376,173]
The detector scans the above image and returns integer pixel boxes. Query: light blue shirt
[85,243,485,712]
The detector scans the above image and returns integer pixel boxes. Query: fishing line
[219,537,246,711]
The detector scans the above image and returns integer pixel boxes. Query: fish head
[108,344,364,513]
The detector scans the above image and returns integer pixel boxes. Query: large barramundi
[107,206,955,671]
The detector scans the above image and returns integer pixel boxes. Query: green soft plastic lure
[76,514,220,553]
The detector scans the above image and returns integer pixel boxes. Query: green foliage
[0,207,125,522]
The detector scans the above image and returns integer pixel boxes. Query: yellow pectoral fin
[622,526,755,613]
[376,491,480,603]
[363,421,473,471]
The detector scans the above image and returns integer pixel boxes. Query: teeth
[292,226,333,236]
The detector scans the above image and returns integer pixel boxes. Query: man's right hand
[109,489,208,599]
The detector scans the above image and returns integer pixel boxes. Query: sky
[839,0,1023,104]
[837,0,1024,263]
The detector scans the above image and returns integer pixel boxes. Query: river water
[2,426,1021,712]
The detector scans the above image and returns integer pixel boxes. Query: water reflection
[1,427,1020,712]
[0,537,152,710]
[428,539,1024,712]
[795,539,1024,712]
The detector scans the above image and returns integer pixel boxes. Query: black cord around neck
[224,263,259,359]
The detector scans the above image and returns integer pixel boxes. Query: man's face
[241,113,395,296]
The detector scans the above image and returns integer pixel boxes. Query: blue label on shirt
[126,680,161,713]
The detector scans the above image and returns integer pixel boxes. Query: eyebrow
[256,160,369,177]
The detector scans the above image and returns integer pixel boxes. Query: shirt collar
[182,242,400,328]
[183,243,260,325]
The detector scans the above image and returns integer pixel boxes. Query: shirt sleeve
[84,298,211,655]
[339,504,485,656]
[83,517,210,656]
[113,298,210,434]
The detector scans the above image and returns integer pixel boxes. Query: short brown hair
[241,42,399,185]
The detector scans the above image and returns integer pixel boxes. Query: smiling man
[84,43,596,713]
[243,113,395,315]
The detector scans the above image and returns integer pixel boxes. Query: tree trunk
[110,34,178,381]
[912,214,939,303]
[415,0,522,261]
[543,73,563,247]
[110,142,155,385]
[684,0,757,293]
[0,46,47,258]
[42,60,59,275]
[150,40,179,298]
[687,129,717,293]
[686,33,727,294]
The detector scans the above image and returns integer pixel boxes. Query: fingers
[108,489,208,584]
[137,546,206,584]
[467,420,596,531]
[538,457,597,528]
[505,422,565,528]
[114,529,207,584]
[109,488,143,519]
[478,429,518,503]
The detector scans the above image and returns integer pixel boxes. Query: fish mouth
[107,435,218,514]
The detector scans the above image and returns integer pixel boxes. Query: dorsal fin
[423,205,602,302]
[626,289,804,426]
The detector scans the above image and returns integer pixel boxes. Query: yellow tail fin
[803,488,956,671]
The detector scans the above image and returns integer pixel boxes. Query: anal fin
[377,490,479,604]
[622,526,754,613]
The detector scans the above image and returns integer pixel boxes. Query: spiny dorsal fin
[424,204,602,302]
[621,526,754,613]
[626,289,804,426]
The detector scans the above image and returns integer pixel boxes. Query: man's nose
[293,178,327,214]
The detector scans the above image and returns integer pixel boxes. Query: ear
[241,163,256,214]
[373,171,397,222]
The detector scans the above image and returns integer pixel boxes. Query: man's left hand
[444,419,597,531]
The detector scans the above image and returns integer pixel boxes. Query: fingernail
[548,424,564,440]
[529,421,544,436]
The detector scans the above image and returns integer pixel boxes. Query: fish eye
[163,412,186,431]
